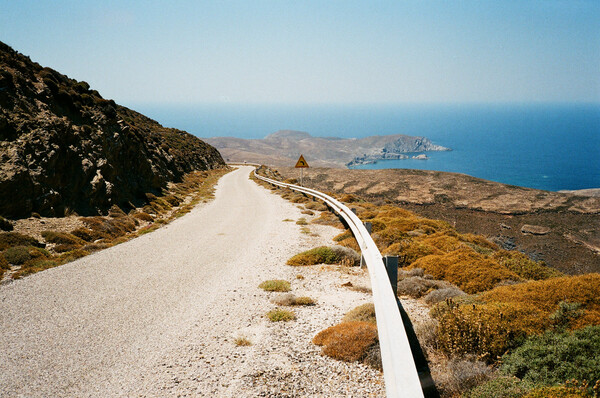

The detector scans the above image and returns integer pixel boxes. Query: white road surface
[0,166,384,397]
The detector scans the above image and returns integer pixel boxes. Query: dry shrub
[296,217,308,225]
[271,293,315,306]
[398,267,425,278]
[108,205,126,217]
[337,236,360,252]
[132,212,154,222]
[234,337,252,346]
[304,201,328,211]
[0,254,9,270]
[301,209,314,215]
[409,248,521,294]
[432,359,493,398]
[0,232,41,250]
[424,286,466,305]
[311,211,344,228]
[397,276,454,298]
[362,343,383,370]
[420,233,464,252]
[266,308,296,322]
[492,250,563,280]
[14,258,59,278]
[333,230,352,242]
[434,274,600,361]
[41,231,84,246]
[343,303,376,324]
[81,243,111,252]
[3,246,31,265]
[313,321,378,362]
[286,246,359,266]
[54,243,82,253]
[384,240,442,266]
[259,280,291,292]
[81,216,136,239]
[70,227,95,242]
[413,319,439,355]
[290,194,309,203]
[434,301,533,361]
[459,233,499,251]
[340,194,358,203]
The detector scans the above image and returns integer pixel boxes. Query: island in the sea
[205,130,450,168]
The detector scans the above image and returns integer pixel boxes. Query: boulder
[521,224,551,235]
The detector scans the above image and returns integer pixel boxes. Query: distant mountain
[0,42,225,218]
[205,129,450,168]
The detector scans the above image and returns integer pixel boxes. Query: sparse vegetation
[266,308,296,322]
[296,217,308,225]
[259,279,291,292]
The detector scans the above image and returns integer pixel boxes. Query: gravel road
[0,166,384,397]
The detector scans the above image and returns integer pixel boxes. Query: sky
[1,0,599,105]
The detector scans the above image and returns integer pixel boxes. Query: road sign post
[294,154,309,186]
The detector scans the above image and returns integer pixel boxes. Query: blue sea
[133,103,600,192]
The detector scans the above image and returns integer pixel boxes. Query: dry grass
[313,321,378,362]
[432,358,493,398]
[0,232,41,250]
[259,279,291,292]
[266,308,296,322]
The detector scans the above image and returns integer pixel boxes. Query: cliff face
[0,42,225,218]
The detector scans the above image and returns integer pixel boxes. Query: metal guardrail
[251,167,424,398]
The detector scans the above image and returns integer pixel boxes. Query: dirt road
[0,166,384,397]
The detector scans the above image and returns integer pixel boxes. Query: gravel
[0,166,384,397]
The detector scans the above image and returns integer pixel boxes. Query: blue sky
[1,1,599,105]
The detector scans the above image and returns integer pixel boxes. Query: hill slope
[0,42,225,218]
[205,129,449,168]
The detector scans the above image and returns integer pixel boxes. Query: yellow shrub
[419,233,463,252]
[409,248,521,294]
[480,274,600,330]
[492,250,563,281]
[384,240,442,265]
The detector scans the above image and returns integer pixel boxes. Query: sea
[133,103,600,192]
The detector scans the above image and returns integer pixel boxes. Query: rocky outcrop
[0,42,225,218]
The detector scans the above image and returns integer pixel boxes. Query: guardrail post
[383,256,398,297]
[364,221,372,235]
[351,208,357,215]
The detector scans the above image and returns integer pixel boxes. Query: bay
[132,103,600,191]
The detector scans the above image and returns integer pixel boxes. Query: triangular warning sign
[295,155,309,168]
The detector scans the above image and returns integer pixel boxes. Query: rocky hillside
[0,42,225,218]
[205,129,449,168]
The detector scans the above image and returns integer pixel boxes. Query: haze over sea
[135,103,600,192]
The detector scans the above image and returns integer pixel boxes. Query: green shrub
[465,376,531,398]
[501,326,600,387]
[3,246,32,265]
[266,308,296,322]
[259,280,291,292]
[522,386,590,398]
[0,216,13,231]
[0,232,42,250]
